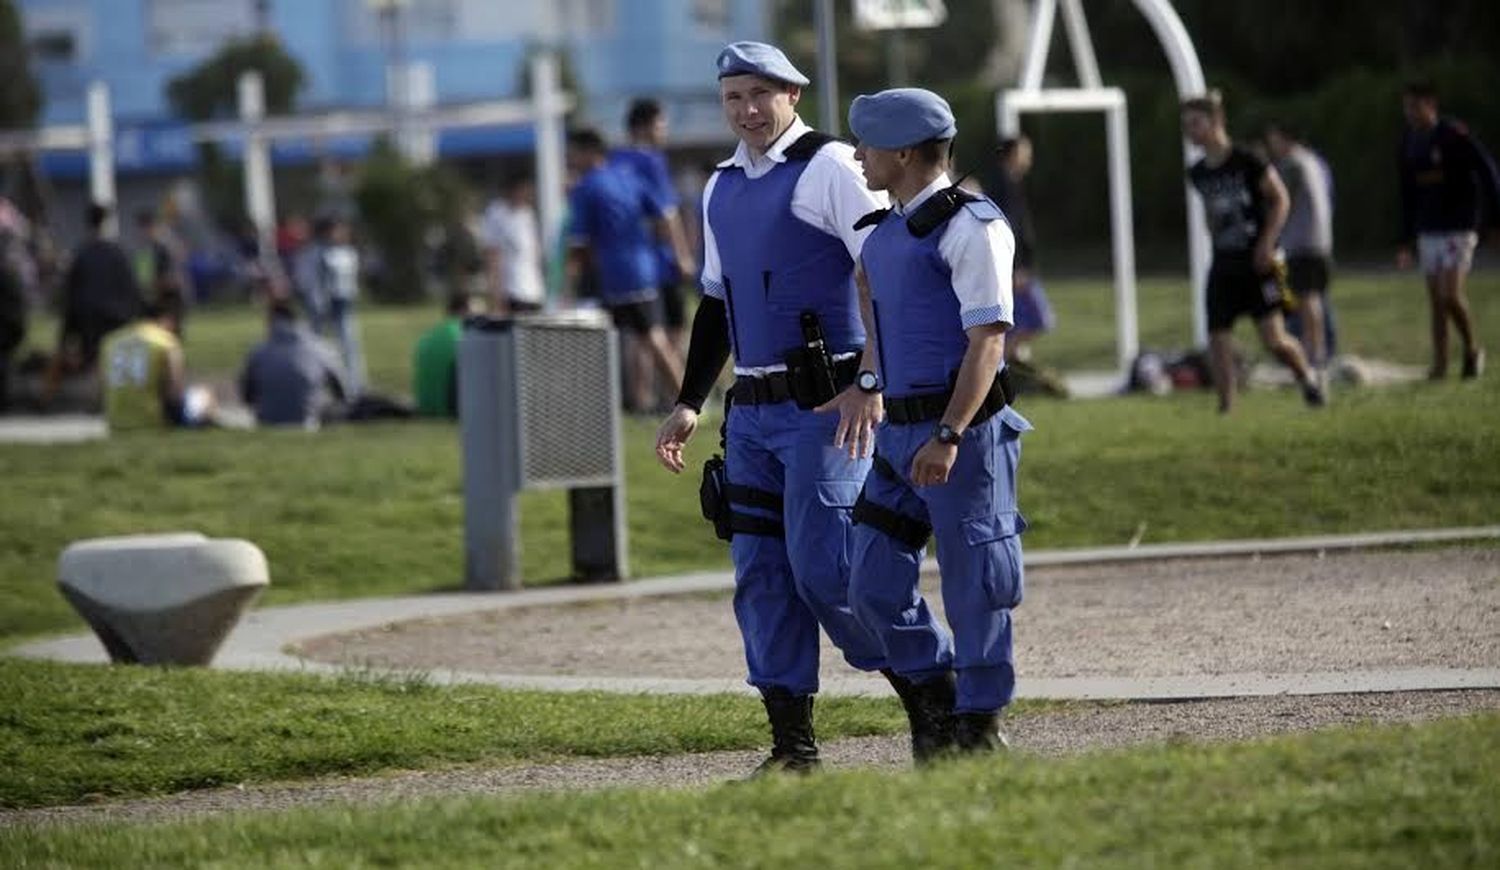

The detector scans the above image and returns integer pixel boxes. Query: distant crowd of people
[1,79,1495,434]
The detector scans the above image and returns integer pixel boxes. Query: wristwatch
[856,370,881,394]
[934,423,962,446]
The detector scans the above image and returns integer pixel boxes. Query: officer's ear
[785,85,802,106]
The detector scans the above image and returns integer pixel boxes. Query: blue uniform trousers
[849,406,1032,713]
[727,399,889,696]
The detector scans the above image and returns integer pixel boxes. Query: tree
[0,0,40,130]
[164,35,305,229]
[166,34,305,122]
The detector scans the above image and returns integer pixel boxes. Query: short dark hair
[445,292,472,316]
[501,171,534,194]
[996,135,1030,160]
[1404,80,1439,102]
[910,138,951,167]
[566,127,608,153]
[85,203,109,230]
[1261,120,1297,141]
[312,216,336,239]
[268,297,298,321]
[146,290,182,320]
[1181,89,1226,121]
[625,98,663,132]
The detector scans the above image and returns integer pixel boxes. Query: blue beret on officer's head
[848,88,958,149]
[716,41,810,87]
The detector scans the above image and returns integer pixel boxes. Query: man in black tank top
[1183,91,1324,413]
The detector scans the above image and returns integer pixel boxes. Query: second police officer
[655,42,907,774]
[844,88,1034,757]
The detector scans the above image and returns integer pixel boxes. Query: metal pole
[238,72,276,257]
[84,81,116,237]
[531,50,566,302]
[1106,99,1139,375]
[813,0,839,135]
[885,28,909,87]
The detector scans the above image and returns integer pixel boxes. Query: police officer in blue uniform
[844,88,1033,757]
[654,42,899,774]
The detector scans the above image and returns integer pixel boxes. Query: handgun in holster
[699,393,735,542]
[783,310,839,409]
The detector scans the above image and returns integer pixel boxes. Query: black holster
[700,455,734,542]
[784,310,839,409]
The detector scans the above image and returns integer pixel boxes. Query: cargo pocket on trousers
[815,479,861,510]
[961,511,1027,609]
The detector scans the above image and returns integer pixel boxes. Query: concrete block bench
[57,533,269,666]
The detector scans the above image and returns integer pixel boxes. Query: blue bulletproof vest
[706,135,864,367]
[863,193,1007,396]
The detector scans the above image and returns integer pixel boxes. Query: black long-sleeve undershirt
[675,295,731,413]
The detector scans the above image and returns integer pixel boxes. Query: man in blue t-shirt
[567,127,684,410]
[610,99,696,353]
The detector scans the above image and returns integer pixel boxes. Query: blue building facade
[18,0,770,176]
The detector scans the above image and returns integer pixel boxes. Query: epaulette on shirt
[783,131,841,161]
[906,187,1002,238]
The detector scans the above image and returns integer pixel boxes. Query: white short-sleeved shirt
[884,173,1016,331]
[480,200,546,306]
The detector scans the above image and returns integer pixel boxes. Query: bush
[353,139,479,303]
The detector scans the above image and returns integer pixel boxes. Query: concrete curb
[12,528,1500,701]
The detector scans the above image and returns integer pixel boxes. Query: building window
[22,4,91,65]
[553,0,616,37]
[147,0,257,56]
[691,0,731,34]
[30,30,79,64]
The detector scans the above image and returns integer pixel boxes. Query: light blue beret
[848,88,958,149]
[715,41,810,87]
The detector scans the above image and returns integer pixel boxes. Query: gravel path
[6,690,1497,830]
[297,548,1500,681]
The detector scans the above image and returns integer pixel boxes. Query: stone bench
[58,533,270,666]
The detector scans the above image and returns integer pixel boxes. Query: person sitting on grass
[413,292,482,419]
[239,298,350,430]
[101,292,216,432]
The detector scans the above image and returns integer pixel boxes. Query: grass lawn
[0,657,926,809]
[6,712,1497,868]
[3,272,1498,642]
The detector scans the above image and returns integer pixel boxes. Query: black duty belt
[884,373,1011,426]
[732,356,862,406]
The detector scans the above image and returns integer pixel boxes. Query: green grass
[6,713,1497,868]
[1038,270,1500,371]
[3,273,1498,642]
[0,657,921,809]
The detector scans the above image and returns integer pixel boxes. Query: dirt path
[297,548,1500,681]
[6,690,1497,830]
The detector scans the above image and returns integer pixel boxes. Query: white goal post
[998,0,1212,375]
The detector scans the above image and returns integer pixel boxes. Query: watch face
[936,424,961,445]
[857,371,880,392]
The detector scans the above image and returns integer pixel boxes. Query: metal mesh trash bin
[458,311,626,590]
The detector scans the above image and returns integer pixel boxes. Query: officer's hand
[910,439,959,487]
[815,386,884,460]
[1395,246,1414,271]
[655,404,699,474]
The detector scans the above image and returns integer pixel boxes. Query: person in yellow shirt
[101,294,209,431]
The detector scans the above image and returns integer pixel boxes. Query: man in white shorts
[1397,82,1500,380]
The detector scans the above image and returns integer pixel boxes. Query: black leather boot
[953,711,1011,754]
[882,669,957,764]
[749,690,821,776]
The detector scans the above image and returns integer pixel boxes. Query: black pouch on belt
[783,310,839,409]
[700,455,733,541]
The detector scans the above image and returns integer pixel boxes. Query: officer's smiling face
[720,74,800,154]
[853,143,900,192]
